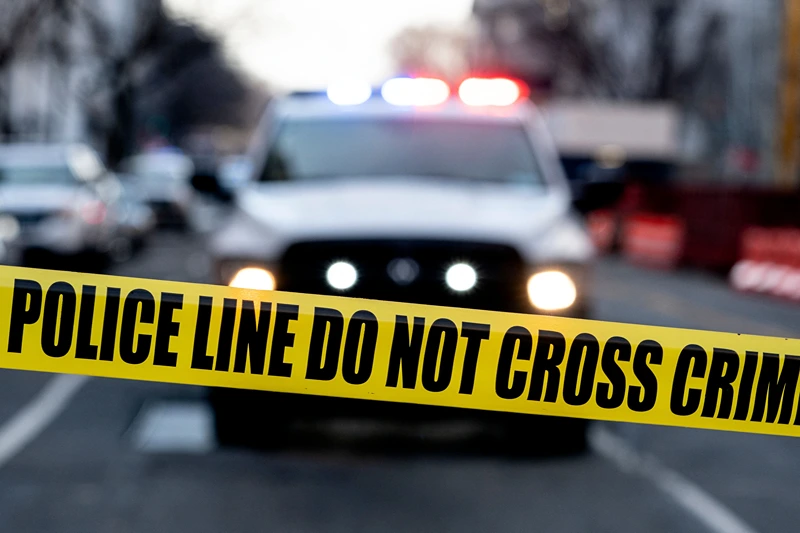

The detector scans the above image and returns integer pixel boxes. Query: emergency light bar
[326,77,527,107]
[458,78,525,107]
[326,80,372,106]
[380,77,450,107]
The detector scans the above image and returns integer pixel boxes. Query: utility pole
[777,0,800,188]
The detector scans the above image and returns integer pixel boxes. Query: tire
[209,388,291,449]
[504,416,589,457]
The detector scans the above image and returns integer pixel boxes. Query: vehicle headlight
[527,271,577,311]
[326,261,358,290]
[445,263,478,292]
[229,267,276,291]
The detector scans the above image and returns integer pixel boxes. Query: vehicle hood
[214,178,594,264]
[0,184,84,213]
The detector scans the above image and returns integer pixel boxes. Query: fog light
[326,261,358,290]
[445,263,477,292]
[527,271,577,311]
[229,267,276,291]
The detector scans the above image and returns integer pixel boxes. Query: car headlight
[445,263,478,292]
[527,271,577,311]
[229,267,276,291]
[326,261,358,290]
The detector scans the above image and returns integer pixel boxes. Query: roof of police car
[274,93,532,122]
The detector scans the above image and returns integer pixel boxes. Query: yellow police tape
[1,265,799,437]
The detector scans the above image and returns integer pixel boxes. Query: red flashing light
[458,78,527,107]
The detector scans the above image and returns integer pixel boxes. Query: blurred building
[472,0,781,182]
[0,0,265,163]
[0,0,159,146]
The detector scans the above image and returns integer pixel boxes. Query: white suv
[206,78,615,452]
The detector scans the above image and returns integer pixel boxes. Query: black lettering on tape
[596,337,631,409]
[528,330,566,403]
[459,322,490,395]
[629,340,662,412]
[233,301,272,375]
[191,296,215,370]
[495,326,532,400]
[385,316,425,389]
[733,351,759,421]
[41,282,77,358]
[701,348,740,419]
[306,308,344,381]
[75,286,99,360]
[563,333,599,406]
[751,353,800,424]
[8,279,43,353]
[98,288,121,362]
[421,318,458,393]
[12,266,800,439]
[119,289,155,365]
[671,344,707,416]
[268,304,297,378]
[153,292,183,368]
[214,298,238,372]
[341,311,378,385]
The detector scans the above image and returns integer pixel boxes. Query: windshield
[0,165,76,185]
[260,118,546,186]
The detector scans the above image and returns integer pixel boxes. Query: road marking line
[590,426,760,533]
[131,401,214,454]
[0,374,89,468]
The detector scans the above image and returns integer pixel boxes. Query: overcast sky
[164,0,474,92]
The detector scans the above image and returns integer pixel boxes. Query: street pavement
[0,232,798,533]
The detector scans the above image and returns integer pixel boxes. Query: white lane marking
[131,401,215,453]
[0,374,89,467]
[591,426,760,533]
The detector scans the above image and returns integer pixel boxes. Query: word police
[7,279,800,425]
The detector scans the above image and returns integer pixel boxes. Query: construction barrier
[730,227,800,300]
[621,213,686,269]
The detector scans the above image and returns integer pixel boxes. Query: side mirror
[190,169,233,202]
[571,168,625,214]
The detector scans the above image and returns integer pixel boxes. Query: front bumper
[210,240,591,445]
[216,239,590,318]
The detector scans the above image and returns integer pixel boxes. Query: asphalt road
[0,231,799,533]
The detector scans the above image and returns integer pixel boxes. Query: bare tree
[389,25,473,83]
[0,0,263,162]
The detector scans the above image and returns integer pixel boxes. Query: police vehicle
[206,77,616,452]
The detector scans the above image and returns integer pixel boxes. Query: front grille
[279,240,529,313]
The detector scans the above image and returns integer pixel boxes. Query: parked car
[0,143,130,271]
[119,151,195,228]
[113,179,157,256]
